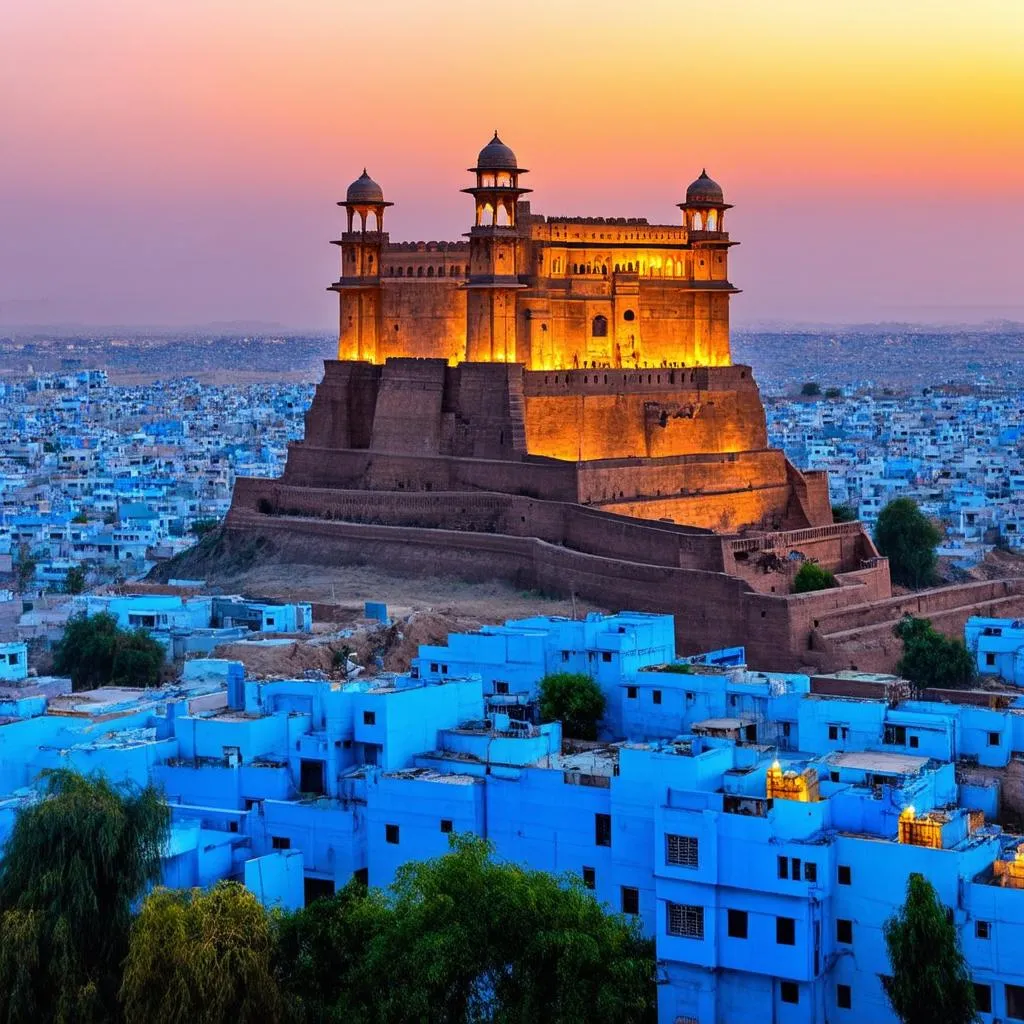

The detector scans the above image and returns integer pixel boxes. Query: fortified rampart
[223,135,927,671]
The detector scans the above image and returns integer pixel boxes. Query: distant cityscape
[0,325,1020,628]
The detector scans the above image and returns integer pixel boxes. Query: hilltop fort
[224,134,1024,669]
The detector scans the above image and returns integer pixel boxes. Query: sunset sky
[2,0,1022,328]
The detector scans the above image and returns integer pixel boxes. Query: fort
[225,133,1024,670]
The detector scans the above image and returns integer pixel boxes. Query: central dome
[476,132,518,170]
[346,169,384,204]
[685,169,724,205]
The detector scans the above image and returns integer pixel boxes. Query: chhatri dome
[474,131,519,171]
[685,169,724,205]
[346,169,385,204]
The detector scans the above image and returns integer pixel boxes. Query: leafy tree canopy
[883,872,978,1024]
[875,497,942,589]
[121,881,281,1024]
[52,612,165,691]
[824,386,842,399]
[792,561,837,594]
[189,518,220,538]
[63,565,87,595]
[277,835,656,1024]
[538,671,606,740]
[832,503,858,523]
[0,770,169,1024]
[894,615,976,690]
[800,381,821,397]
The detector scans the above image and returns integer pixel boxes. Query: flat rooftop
[828,750,929,775]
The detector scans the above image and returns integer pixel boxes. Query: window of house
[621,886,640,915]
[495,681,509,695]
[666,834,699,868]
[838,865,851,885]
[561,651,570,662]
[782,722,792,738]
[352,867,369,886]
[986,652,996,666]
[974,983,992,1014]
[623,309,636,322]
[776,917,796,945]
[440,819,453,834]
[778,855,789,879]
[592,315,608,337]
[837,919,853,944]
[595,813,612,847]
[830,771,840,782]
[299,759,325,796]
[837,984,851,1010]
[582,866,595,889]
[988,731,1000,746]
[666,903,704,939]
[884,724,907,745]
[430,662,438,672]
[271,835,290,850]
[627,686,638,699]
[909,735,919,748]
[727,909,748,939]
[363,710,376,726]
[686,691,695,703]
[385,824,399,845]
[653,690,662,705]
[828,725,839,740]
[601,652,612,663]
[804,862,817,883]
[976,919,990,939]
[780,981,799,1004]
[1008,984,1024,1020]
[791,857,801,880]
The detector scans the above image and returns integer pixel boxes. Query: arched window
[623,309,636,322]
[601,264,608,276]
[417,266,424,277]
[427,266,434,277]
[707,210,718,231]
[627,262,634,272]
[592,315,608,337]
[407,266,414,277]
[437,266,445,277]
[692,212,703,231]
[614,263,621,272]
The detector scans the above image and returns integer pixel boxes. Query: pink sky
[2,0,1022,328]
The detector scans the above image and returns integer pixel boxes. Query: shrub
[793,561,837,594]
[538,672,606,740]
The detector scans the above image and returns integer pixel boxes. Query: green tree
[832,503,858,523]
[824,386,842,399]
[279,835,655,1024]
[894,616,976,690]
[883,872,978,1024]
[15,544,36,594]
[875,497,942,588]
[538,671,606,740]
[72,512,88,525]
[0,770,169,1023]
[63,565,87,595]
[800,381,821,397]
[792,561,837,593]
[52,612,165,691]
[189,518,220,539]
[121,881,282,1024]
[275,880,390,1023]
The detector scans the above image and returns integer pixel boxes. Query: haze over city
[2,0,1023,329]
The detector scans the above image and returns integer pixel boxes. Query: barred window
[667,902,704,939]
[666,834,699,868]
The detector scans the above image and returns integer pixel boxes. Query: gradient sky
[2,0,1022,328]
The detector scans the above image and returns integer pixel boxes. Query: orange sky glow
[1,0,1022,326]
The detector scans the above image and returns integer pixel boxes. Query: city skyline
[2,0,1022,328]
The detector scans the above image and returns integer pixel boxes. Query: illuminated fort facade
[335,132,733,374]
[228,135,903,669]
